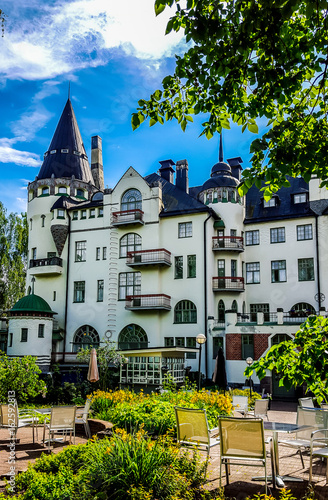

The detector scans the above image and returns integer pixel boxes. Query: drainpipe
[63,212,71,363]
[315,215,321,310]
[203,213,212,381]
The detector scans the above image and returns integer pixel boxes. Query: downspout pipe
[315,215,322,310]
[203,212,212,381]
[63,212,71,363]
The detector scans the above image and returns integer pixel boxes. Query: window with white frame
[264,198,276,207]
[297,224,312,240]
[271,260,287,283]
[178,222,192,238]
[246,262,260,284]
[245,230,259,246]
[294,193,307,204]
[270,227,285,243]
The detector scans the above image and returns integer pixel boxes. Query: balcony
[112,209,144,226]
[126,249,171,267]
[212,236,244,252]
[125,294,171,311]
[212,276,244,292]
[29,257,63,276]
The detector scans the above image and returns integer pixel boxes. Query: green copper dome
[10,293,54,315]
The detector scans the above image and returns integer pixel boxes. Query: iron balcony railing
[112,209,144,225]
[126,249,171,267]
[283,311,314,323]
[212,236,244,251]
[125,294,171,310]
[212,276,244,291]
[29,257,63,268]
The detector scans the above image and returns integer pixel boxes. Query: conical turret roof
[37,99,94,183]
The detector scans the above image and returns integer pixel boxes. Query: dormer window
[61,149,69,153]
[57,209,65,219]
[264,198,276,208]
[50,150,57,154]
[73,150,80,156]
[42,187,49,195]
[76,188,84,198]
[44,152,49,157]
[293,193,307,204]
[58,186,67,194]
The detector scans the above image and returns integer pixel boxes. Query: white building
[7,98,328,397]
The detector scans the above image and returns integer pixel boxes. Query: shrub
[0,354,46,404]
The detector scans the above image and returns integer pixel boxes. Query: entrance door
[271,334,296,400]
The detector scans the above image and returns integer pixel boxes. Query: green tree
[0,353,47,404]
[132,0,328,198]
[244,315,328,404]
[0,202,28,311]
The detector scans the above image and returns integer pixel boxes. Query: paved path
[0,402,327,499]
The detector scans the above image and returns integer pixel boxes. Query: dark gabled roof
[245,176,314,223]
[144,173,210,216]
[37,99,94,184]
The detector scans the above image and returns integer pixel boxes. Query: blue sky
[0,0,261,214]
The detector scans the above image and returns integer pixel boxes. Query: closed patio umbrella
[212,347,227,392]
[87,348,99,383]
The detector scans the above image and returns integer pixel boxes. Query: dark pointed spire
[219,133,224,163]
[37,99,94,184]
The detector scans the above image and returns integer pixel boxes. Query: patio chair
[309,428,328,484]
[279,407,327,468]
[218,416,270,494]
[174,406,220,457]
[0,404,38,443]
[321,403,328,410]
[299,397,315,408]
[232,395,248,417]
[247,399,269,420]
[75,399,91,439]
[43,406,76,452]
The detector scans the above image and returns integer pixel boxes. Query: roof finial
[31,276,35,295]
[68,81,71,100]
[219,133,223,163]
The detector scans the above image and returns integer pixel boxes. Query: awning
[214,220,225,228]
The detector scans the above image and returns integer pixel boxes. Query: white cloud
[0,139,41,167]
[11,108,54,142]
[0,0,184,81]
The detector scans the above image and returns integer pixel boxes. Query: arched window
[231,300,238,312]
[121,189,142,211]
[42,186,49,195]
[118,324,148,350]
[271,333,292,346]
[174,300,197,323]
[58,186,67,194]
[73,325,100,353]
[290,302,316,317]
[120,233,142,258]
[218,300,225,322]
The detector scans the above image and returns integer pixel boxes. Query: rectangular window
[98,208,104,217]
[245,230,259,246]
[164,337,174,347]
[75,241,86,262]
[57,209,65,219]
[294,193,307,204]
[8,333,13,347]
[81,210,87,219]
[298,258,314,281]
[96,247,100,260]
[72,211,78,220]
[246,262,260,284]
[118,272,141,300]
[270,227,285,243]
[102,247,107,260]
[89,209,95,218]
[250,303,270,322]
[97,280,104,301]
[74,281,85,303]
[187,255,196,278]
[178,222,192,238]
[231,259,237,277]
[175,337,185,347]
[271,260,287,283]
[264,198,276,207]
[213,337,224,359]
[186,337,197,359]
[175,256,183,279]
[241,334,254,359]
[21,328,28,342]
[32,247,37,260]
[53,291,56,301]
[38,324,45,338]
[297,224,313,240]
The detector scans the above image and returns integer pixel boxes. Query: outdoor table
[253,421,310,489]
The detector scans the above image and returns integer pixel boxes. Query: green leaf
[149,118,157,127]
[154,1,166,16]
[247,122,259,134]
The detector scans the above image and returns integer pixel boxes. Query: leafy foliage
[0,353,47,404]
[132,1,328,195]
[245,315,328,404]
[0,202,28,311]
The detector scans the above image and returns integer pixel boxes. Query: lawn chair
[247,399,269,420]
[0,404,38,443]
[309,428,328,484]
[43,406,76,452]
[174,407,220,457]
[299,397,315,408]
[232,395,248,417]
[321,403,328,409]
[218,416,270,494]
[75,399,91,439]
[279,407,327,468]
